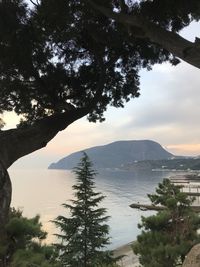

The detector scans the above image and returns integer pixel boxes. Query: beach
[113,242,139,267]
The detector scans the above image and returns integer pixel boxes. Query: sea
[9,168,174,249]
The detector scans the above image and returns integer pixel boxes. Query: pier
[129,203,165,211]
[129,202,200,212]
[130,174,200,213]
[169,174,200,203]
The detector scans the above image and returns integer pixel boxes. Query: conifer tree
[133,179,200,267]
[54,153,114,267]
[0,208,59,267]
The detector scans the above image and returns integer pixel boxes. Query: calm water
[9,168,173,249]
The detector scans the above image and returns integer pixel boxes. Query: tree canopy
[0,0,142,124]
[87,0,200,69]
[2,0,199,125]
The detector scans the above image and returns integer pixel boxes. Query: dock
[129,203,200,212]
[169,174,200,201]
[130,174,200,213]
[129,203,165,211]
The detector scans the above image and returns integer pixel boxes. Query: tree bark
[0,107,90,169]
[88,1,200,69]
[0,161,11,267]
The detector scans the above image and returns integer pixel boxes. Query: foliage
[133,179,200,267]
[1,1,199,125]
[0,208,58,267]
[132,0,200,31]
[0,0,140,124]
[53,152,115,267]
[10,245,60,267]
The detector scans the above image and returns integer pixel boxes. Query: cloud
[118,61,200,142]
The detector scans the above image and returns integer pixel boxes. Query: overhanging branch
[0,62,107,169]
[86,0,200,69]
[0,106,90,169]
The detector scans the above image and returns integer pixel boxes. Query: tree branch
[0,106,89,169]
[29,0,39,7]
[86,1,200,69]
[0,67,106,169]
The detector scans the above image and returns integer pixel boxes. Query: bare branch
[29,0,39,7]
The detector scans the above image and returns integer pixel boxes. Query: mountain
[48,140,174,170]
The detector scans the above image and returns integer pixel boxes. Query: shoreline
[113,241,139,267]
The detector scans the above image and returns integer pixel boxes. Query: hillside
[48,140,173,170]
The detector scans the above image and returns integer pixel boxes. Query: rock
[182,244,200,267]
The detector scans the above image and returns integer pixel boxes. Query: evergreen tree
[133,179,200,267]
[54,153,114,267]
[0,208,59,267]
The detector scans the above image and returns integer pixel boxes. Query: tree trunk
[0,105,92,264]
[0,107,89,168]
[0,161,11,267]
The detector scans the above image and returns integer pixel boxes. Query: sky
[5,22,200,169]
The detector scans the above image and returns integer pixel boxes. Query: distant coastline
[152,168,200,172]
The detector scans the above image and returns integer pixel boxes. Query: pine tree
[133,179,200,267]
[0,208,59,267]
[54,153,114,267]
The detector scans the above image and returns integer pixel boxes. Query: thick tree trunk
[89,2,200,69]
[0,162,11,228]
[0,107,90,169]
[0,106,91,264]
[0,161,11,267]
